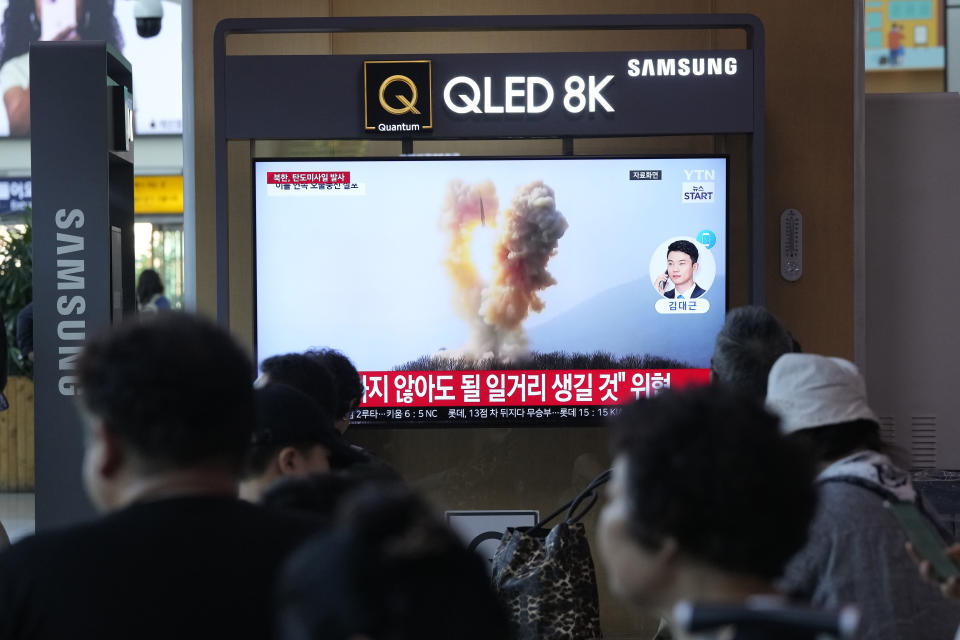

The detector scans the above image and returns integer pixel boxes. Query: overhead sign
[133,175,183,214]
[0,178,31,214]
[446,510,539,569]
[225,49,754,140]
[0,176,186,216]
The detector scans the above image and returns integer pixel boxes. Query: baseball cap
[253,383,361,465]
[765,353,878,435]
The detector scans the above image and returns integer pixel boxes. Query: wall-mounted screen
[255,156,727,425]
[0,0,182,136]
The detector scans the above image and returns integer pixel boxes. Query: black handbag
[491,469,611,640]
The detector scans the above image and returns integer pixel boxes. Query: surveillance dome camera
[134,0,163,38]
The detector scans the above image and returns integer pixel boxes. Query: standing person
[16,301,32,363]
[769,353,960,640]
[888,23,905,66]
[598,386,822,639]
[0,313,320,640]
[136,268,170,312]
[0,300,7,411]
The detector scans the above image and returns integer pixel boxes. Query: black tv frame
[252,153,730,428]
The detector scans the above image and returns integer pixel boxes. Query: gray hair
[712,306,795,400]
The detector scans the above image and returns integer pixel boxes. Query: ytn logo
[364,60,433,133]
[682,169,716,203]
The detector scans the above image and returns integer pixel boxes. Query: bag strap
[566,468,612,523]
[535,468,613,531]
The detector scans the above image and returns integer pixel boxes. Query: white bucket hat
[765,353,878,435]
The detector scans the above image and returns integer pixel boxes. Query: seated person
[598,386,819,639]
[257,353,368,470]
[656,239,706,299]
[239,383,359,503]
[769,353,960,640]
[0,313,320,640]
[277,485,511,640]
[258,352,339,422]
[306,348,364,434]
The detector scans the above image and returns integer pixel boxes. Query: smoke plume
[440,179,567,362]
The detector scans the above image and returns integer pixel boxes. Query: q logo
[378,75,420,115]
[364,60,433,133]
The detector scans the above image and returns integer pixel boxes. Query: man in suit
[655,239,706,299]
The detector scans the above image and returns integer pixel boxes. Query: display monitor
[255,156,727,425]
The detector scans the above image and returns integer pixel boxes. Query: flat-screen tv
[255,156,727,426]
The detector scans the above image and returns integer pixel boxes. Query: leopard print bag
[491,470,611,640]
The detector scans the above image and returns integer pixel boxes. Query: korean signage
[0,178,31,214]
[351,368,708,423]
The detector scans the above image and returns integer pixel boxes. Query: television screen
[255,156,727,425]
[0,0,182,136]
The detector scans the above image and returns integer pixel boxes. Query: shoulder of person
[0,521,93,577]
[0,53,30,91]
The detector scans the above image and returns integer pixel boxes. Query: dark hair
[612,386,817,581]
[136,269,165,306]
[711,306,795,400]
[77,312,255,473]
[243,384,347,479]
[667,239,699,264]
[261,468,399,522]
[0,0,124,69]
[260,353,339,419]
[307,348,363,419]
[786,419,887,465]
[278,486,511,640]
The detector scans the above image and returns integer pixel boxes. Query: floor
[0,493,35,544]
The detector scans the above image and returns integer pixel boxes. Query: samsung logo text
[627,57,738,78]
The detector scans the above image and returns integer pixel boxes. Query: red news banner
[266,171,351,184]
[359,369,709,408]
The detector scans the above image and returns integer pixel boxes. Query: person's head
[598,386,817,613]
[136,269,165,306]
[307,348,363,431]
[259,353,339,422]
[240,383,355,502]
[278,485,511,640]
[77,312,255,511]
[1,0,123,68]
[766,353,885,465]
[666,240,699,290]
[711,306,796,400]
